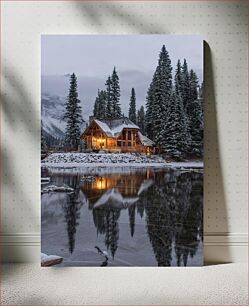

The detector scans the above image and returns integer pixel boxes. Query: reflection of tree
[145,181,174,266]
[105,208,120,259]
[144,170,203,267]
[93,206,121,259]
[61,175,83,254]
[92,208,106,235]
[174,172,203,266]
[128,205,136,237]
[136,204,144,218]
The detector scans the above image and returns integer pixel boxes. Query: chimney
[89,115,95,124]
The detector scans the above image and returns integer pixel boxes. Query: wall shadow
[203,42,230,265]
[1,65,39,270]
[75,2,167,34]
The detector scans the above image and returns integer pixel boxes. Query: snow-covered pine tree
[152,45,173,146]
[189,69,198,104]
[98,90,107,119]
[111,67,122,118]
[160,91,191,159]
[145,74,156,140]
[63,73,83,150]
[105,76,112,119]
[187,70,203,156]
[93,89,100,118]
[137,105,145,134]
[187,98,203,157]
[181,59,190,109]
[93,89,107,119]
[174,59,182,96]
[128,87,137,124]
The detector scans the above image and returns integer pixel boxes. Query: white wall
[1,1,248,263]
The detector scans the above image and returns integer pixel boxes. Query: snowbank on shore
[41,253,63,267]
[41,153,204,170]
[168,162,204,169]
[42,153,166,167]
[42,184,74,194]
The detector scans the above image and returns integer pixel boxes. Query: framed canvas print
[41,35,204,267]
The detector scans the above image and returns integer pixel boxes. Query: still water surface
[41,166,203,266]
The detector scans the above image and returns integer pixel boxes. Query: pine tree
[111,67,122,118]
[160,91,191,159]
[174,59,182,96]
[187,97,203,156]
[93,89,100,118]
[137,105,145,134]
[146,45,173,146]
[93,89,107,119]
[181,59,190,109]
[98,90,107,119]
[63,73,83,150]
[145,74,156,140]
[128,88,137,123]
[189,69,198,104]
[105,76,112,119]
[187,70,203,156]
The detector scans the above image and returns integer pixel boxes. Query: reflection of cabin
[81,171,154,207]
[81,117,155,154]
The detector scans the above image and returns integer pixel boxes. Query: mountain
[41,93,67,139]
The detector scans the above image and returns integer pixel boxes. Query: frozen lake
[41,166,203,267]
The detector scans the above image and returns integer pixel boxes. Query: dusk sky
[41,35,203,119]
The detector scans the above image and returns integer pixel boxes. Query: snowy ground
[41,153,166,167]
[41,152,203,169]
[168,161,204,169]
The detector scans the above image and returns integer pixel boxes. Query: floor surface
[2,263,248,305]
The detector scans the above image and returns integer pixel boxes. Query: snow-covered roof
[138,131,154,147]
[137,179,154,195]
[94,119,113,137]
[94,117,139,138]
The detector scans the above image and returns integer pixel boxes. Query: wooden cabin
[81,117,155,154]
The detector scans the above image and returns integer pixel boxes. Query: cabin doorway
[97,139,106,149]
[92,137,106,150]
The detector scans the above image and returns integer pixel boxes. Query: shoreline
[41,161,204,169]
[41,153,203,170]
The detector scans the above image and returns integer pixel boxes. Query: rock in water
[41,253,63,267]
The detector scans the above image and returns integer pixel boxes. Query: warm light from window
[96,177,106,190]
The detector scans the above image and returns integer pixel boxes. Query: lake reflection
[41,167,203,266]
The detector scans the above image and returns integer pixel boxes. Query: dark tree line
[93,67,122,120]
[145,45,203,159]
